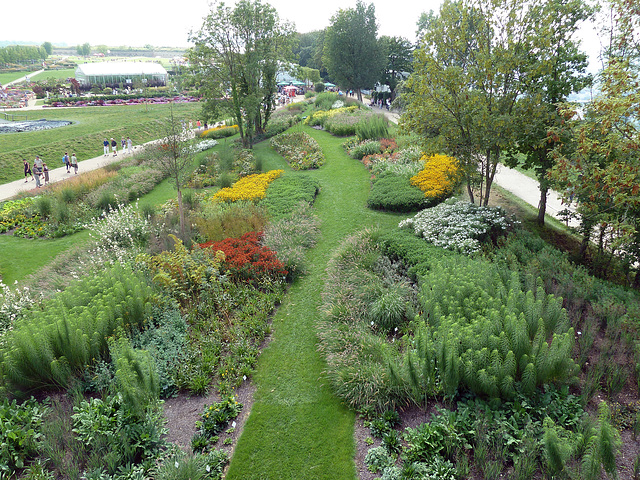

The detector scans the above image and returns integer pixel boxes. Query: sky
[2,0,440,48]
[3,0,602,71]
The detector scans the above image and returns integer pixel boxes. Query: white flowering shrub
[399,198,516,255]
[332,100,345,109]
[85,201,153,266]
[191,139,218,153]
[0,282,42,349]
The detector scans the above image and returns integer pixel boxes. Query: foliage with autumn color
[549,0,640,284]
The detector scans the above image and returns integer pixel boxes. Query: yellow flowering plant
[410,154,461,201]
[212,170,283,202]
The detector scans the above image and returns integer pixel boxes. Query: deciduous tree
[505,0,594,225]
[378,35,414,100]
[188,0,295,148]
[550,0,640,282]
[323,0,384,102]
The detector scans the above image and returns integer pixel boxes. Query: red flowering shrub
[379,138,398,153]
[199,231,287,284]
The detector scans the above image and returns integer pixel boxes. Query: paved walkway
[1,97,575,226]
[0,146,145,201]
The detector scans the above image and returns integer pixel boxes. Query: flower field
[212,169,283,202]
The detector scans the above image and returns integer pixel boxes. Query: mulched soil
[162,380,256,460]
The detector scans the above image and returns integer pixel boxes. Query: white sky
[2,0,440,47]
[2,0,602,72]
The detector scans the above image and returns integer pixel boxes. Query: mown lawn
[0,101,201,183]
[226,126,408,479]
[28,69,76,81]
[0,229,91,285]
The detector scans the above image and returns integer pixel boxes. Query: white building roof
[76,62,168,76]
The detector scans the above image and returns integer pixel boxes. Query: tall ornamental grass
[356,114,389,141]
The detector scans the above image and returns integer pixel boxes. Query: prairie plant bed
[270,131,325,170]
[1,151,169,239]
[320,204,640,478]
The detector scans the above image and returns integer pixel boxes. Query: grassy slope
[0,230,91,285]
[0,102,201,183]
[226,126,407,480]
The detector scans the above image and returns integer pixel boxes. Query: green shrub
[0,398,47,475]
[34,196,53,219]
[260,175,320,220]
[1,265,154,392]
[71,392,167,475]
[96,190,117,212]
[314,92,339,111]
[131,304,188,398]
[196,396,242,437]
[356,114,389,141]
[346,139,381,160]
[364,446,394,473]
[59,187,77,204]
[270,131,325,170]
[367,173,426,212]
[314,82,325,93]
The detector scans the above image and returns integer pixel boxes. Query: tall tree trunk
[466,181,475,204]
[537,185,548,226]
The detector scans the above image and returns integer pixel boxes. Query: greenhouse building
[75,62,168,87]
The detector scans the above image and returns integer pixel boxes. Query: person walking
[121,137,126,154]
[34,155,43,172]
[23,159,33,182]
[62,152,70,173]
[111,138,117,156]
[126,136,133,154]
[42,163,49,184]
[103,138,110,156]
[33,160,42,188]
[70,153,78,174]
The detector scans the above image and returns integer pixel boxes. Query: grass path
[226,126,405,479]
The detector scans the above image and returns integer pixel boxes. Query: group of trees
[402,0,640,283]
[549,0,640,282]
[0,44,48,66]
[294,2,415,102]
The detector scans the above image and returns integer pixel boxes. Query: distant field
[29,69,76,81]
[0,101,202,183]
[0,71,29,85]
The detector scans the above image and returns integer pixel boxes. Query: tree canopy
[188,0,295,147]
[401,0,591,206]
[550,0,640,281]
[378,36,414,100]
[323,0,384,101]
